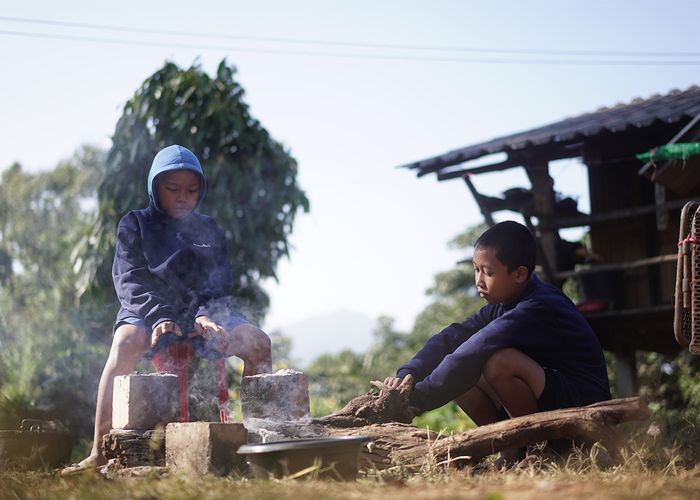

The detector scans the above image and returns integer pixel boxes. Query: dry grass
[3,434,700,500]
[3,467,700,500]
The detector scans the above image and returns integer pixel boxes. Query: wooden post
[525,161,558,283]
[614,349,637,397]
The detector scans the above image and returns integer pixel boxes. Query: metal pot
[237,435,370,480]
[0,419,73,469]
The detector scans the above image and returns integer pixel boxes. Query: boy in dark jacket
[384,221,610,434]
[73,145,272,470]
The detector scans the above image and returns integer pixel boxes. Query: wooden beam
[463,176,496,226]
[525,162,558,283]
[541,196,699,230]
[436,158,523,180]
[553,254,677,280]
[430,147,583,180]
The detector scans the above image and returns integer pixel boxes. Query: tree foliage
[73,59,309,319]
[0,148,107,434]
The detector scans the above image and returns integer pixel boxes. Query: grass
[3,435,700,500]
[3,464,700,500]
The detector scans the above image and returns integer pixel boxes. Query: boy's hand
[383,376,403,390]
[151,321,182,348]
[194,315,225,338]
[380,375,411,396]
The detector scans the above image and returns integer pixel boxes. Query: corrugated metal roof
[403,85,700,176]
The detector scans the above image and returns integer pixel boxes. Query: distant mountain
[274,309,376,367]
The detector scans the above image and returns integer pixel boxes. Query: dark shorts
[116,311,250,360]
[536,367,579,412]
[493,367,581,421]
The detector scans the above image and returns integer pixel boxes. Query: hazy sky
[1,1,697,354]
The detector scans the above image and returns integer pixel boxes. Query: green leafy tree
[0,148,107,434]
[73,59,309,319]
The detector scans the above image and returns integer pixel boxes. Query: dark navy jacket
[112,144,233,333]
[113,205,233,333]
[396,274,611,413]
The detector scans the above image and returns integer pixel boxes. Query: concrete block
[113,374,179,430]
[240,369,310,424]
[165,422,248,476]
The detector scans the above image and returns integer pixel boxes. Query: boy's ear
[514,266,529,284]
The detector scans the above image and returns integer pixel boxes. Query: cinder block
[113,374,179,430]
[165,422,248,476]
[240,369,310,423]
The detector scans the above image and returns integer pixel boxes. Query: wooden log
[315,375,417,428]
[317,397,649,471]
[422,397,649,466]
[102,428,166,468]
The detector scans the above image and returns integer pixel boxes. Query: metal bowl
[237,435,369,480]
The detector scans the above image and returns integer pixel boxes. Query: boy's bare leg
[210,324,272,375]
[461,349,545,469]
[482,347,545,418]
[76,324,149,468]
[455,376,502,425]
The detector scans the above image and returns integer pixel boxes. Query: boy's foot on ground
[472,447,526,473]
[60,455,107,476]
[494,447,527,470]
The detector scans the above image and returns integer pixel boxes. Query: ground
[4,461,700,500]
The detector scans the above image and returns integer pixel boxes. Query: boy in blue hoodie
[384,221,610,441]
[74,145,272,470]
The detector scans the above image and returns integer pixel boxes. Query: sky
[1,1,698,362]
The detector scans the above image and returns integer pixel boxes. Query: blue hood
[147,145,207,212]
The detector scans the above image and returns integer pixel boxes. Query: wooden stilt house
[402,86,700,396]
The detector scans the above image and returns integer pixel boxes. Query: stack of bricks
[106,373,181,467]
[109,373,248,475]
[109,370,314,474]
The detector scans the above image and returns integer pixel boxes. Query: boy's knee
[245,326,271,357]
[112,325,149,357]
[224,324,271,360]
[483,348,524,381]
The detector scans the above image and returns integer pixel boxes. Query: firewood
[315,374,418,427]
[102,428,166,468]
[317,392,649,471]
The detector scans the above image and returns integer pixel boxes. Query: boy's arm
[408,304,545,413]
[112,219,178,332]
[395,306,494,384]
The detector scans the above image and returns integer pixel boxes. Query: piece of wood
[542,196,698,230]
[316,392,649,471]
[554,253,677,280]
[102,428,166,468]
[315,375,417,428]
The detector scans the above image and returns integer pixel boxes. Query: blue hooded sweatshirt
[396,274,611,414]
[112,145,234,333]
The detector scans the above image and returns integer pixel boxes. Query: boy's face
[155,170,201,219]
[473,246,529,304]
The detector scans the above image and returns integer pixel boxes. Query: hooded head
[147,145,207,216]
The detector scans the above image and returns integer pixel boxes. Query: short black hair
[474,221,536,276]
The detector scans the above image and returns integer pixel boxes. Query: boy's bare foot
[60,454,107,476]
[487,448,525,471]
